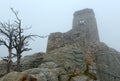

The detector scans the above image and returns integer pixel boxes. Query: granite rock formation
[20,52,44,71]
[24,47,94,81]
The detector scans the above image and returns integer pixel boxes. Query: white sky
[0,0,120,58]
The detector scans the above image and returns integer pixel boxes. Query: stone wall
[47,8,100,52]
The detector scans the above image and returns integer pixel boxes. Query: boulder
[70,75,88,81]
[0,72,37,81]
[0,60,7,77]
[20,52,44,71]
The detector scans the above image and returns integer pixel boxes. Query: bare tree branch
[10,8,20,22]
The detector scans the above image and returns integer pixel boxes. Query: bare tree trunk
[16,54,21,72]
[7,49,12,73]
[7,61,10,73]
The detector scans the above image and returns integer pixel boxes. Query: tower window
[79,19,85,25]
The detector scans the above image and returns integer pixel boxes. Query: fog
[0,0,120,58]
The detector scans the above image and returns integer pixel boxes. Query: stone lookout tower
[47,8,100,52]
[72,8,99,42]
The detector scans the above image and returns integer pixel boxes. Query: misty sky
[0,0,120,58]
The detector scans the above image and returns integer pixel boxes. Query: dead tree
[0,21,17,73]
[11,8,44,72]
[0,8,45,72]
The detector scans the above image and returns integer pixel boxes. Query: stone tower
[72,8,100,42]
[47,8,100,52]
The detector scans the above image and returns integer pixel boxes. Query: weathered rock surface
[24,46,98,81]
[96,43,120,81]
[20,52,44,71]
[0,72,37,81]
[43,46,86,72]
[70,75,88,81]
[0,60,7,77]
[0,46,98,81]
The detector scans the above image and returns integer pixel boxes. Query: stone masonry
[47,8,100,52]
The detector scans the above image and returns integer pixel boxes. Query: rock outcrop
[0,8,120,81]
[22,46,98,81]
[20,52,44,71]
[96,43,120,81]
